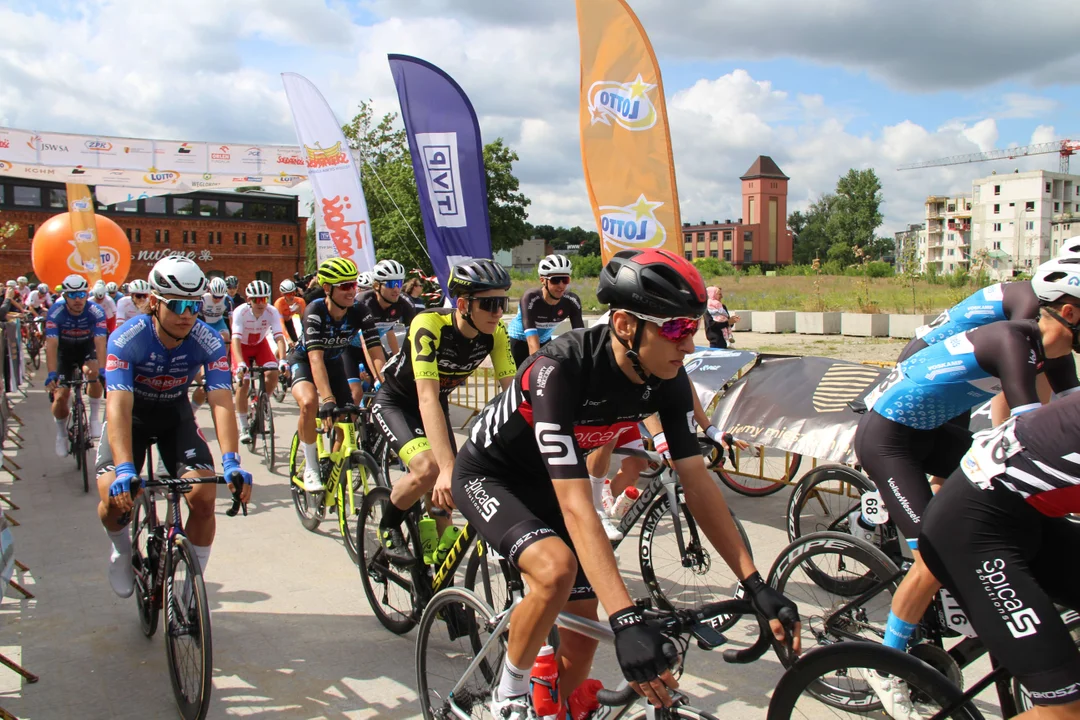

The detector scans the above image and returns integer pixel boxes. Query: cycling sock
[237,413,248,428]
[302,441,319,470]
[88,397,101,420]
[191,544,211,573]
[107,526,131,556]
[380,500,408,530]
[497,657,530,701]
[55,417,67,435]
[883,612,917,651]
[589,475,606,510]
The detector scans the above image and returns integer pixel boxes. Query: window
[743,248,753,264]
[710,250,718,258]
[191,231,197,244]
[115,199,138,213]
[249,203,268,220]
[723,249,732,262]
[697,232,704,241]
[173,198,193,216]
[709,231,717,241]
[27,223,34,238]
[993,222,1002,231]
[241,232,247,245]
[255,270,272,286]
[1026,201,1035,211]
[48,188,67,208]
[994,185,1001,195]
[684,234,691,243]
[949,233,955,242]
[948,249,955,257]
[993,241,1001,250]
[144,196,165,213]
[993,204,1000,214]
[13,186,41,206]
[234,232,240,245]
[282,234,287,247]
[948,204,955,212]
[289,235,294,246]
[685,251,692,260]
[213,231,222,245]
[183,230,189,244]
[125,228,132,241]
[272,205,290,222]
[256,233,262,246]
[1046,182,1052,193]
[1026,221,1034,231]
[697,250,705,258]
[1055,202,1061,212]
[198,200,219,218]
[155,229,161,244]
[135,228,141,244]
[723,230,732,241]
[225,201,244,218]
[164,229,170,245]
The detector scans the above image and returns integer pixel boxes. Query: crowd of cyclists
[17,234,1080,720]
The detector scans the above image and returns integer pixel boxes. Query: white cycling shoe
[108,547,135,598]
[55,431,69,458]
[865,669,924,720]
[238,427,252,444]
[598,510,624,543]
[490,690,537,720]
[303,466,324,493]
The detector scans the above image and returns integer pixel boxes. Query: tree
[484,139,531,253]
[826,168,884,253]
[578,231,600,257]
[790,193,836,264]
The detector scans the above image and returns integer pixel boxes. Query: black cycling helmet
[225,275,239,289]
[597,249,707,319]
[447,258,511,298]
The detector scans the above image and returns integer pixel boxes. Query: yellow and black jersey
[381,308,515,402]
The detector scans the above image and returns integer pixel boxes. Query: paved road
[16,358,1004,719]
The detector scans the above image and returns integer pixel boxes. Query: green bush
[865,261,894,278]
[573,255,603,278]
[692,257,723,278]
[742,264,764,277]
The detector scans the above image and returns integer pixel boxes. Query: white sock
[302,441,319,470]
[191,400,202,412]
[56,416,67,436]
[191,544,211,574]
[89,396,101,419]
[497,657,530,700]
[589,475,607,510]
[107,527,131,558]
[237,413,248,428]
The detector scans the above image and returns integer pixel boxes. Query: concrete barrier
[841,313,889,337]
[752,311,796,333]
[889,313,938,339]
[730,310,753,331]
[795,312,842,335]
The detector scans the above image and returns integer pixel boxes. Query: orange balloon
[31,212,132,288]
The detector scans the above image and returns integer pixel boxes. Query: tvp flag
[281,73,376,271]
[388,54,492,294]
[66,184,103,284]
[576,0,681,262]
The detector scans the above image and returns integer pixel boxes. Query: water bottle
[434,525,461,566]
[600,479,615,515]
[530,645,560,719]
[418,517,438,565]
[568,679,603,720]
[610,487,641,520]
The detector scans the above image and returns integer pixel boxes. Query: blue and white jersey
[200,293,229,325]
[45,300,108,345]
[915,284,1007,345]
[505,288,584,343]
[105,316,231,404]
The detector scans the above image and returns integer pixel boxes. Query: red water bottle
[531,645,560,719]
[568,678,603,720]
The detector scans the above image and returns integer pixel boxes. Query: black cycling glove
[610,607,672,683]
[318,400,337,420]
[744,571,800,628]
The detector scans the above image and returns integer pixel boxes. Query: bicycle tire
[131,493,159,638]
[260,393,275,470]
[415,587,502,720]
[624,706,721,720]
[766,642,983,720]
[341,451,384,565]
[767,531,900,676]
[288,432,325,531]
[638,491,752,629]
[707,440,798,497]
[786,464,875,543]
[79,403,90,493]
[164,536,213,720]
[273,376,286,403]
[357,486,418,634]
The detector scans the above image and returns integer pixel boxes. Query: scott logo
[104,354,128,372]
[599,194,667,251]
[135,374,189,392]
[587,74,659,130]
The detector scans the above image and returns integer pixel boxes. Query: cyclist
[920,396,1080,716]
[5,281,25,314]
[358,259,415,357]
[371,258,517,564]
[288,257,385,492]
[506,254,584,367]
[115,279,151,324]
[106,281,122,303]
[15,276,30,304]
[853,257,1080,717]
[358,271,373,293]
[273,278,306,349]
[451,249,799,716]
[44,274,108,455]
[224,275,240,316]
[200,278,231,342]
[91,281,118,333]
[26,282,51,316]
[230,280,287,444]
[97,256,252,598]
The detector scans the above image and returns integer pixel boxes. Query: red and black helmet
[596,249,707,318]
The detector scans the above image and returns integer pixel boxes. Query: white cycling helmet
[105,282,118,293]
[37,283,47,293]
[372,259,406,283]
[61,274,88,293]
[538,254,573,277]
[1056,236,1080,261]
[16,276,27,285]
[279,279,297,294]
[127,279,151,294]
[358,272,373,289]
[5,281,15,289]
[1032,258,1080,304]
[92,284,106,299]
[245,280,271,298]
[208,277,228,297]
[92,279,106,293]
[149,256,207,298]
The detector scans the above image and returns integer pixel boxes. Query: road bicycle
[289,405,386,565]
[59,367,93,493]
[240,366,276,470]
[415,585,795,720]
[129,442,246,720]
[272,363,291,403]
[23,316,44,370]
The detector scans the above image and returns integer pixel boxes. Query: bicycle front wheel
[357,486,418,634]
[416,587,503,720]
[260,393,275,470]
[289,432,325,531]
[786,464,874,543]
[131,493,159,638]
[342,451,385,565]
[164,536,213,720]
[707,440,798,497]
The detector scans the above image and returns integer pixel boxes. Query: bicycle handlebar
[140,472,248,516]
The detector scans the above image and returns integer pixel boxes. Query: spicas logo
[978,558,1041,638]
[599,194,667,251]
[587,74,659,131]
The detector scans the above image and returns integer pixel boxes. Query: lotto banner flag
[65,184,103,285]
[576,0,681,262]
[388,54,492,294]
[281,73,375,270]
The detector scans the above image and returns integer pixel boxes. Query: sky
[2,0,1079,237]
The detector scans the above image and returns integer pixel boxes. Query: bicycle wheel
[463,541,515,613]
[131,493,159,638]
[273,375,287,403]
[786,464,875,543]
[259,393,275,470]
[164,536,213,720]
[289,432,325,531]
[624,706,720,720]
[78,403,90,493]
[707,440,798,497]
[638,491,752,629]
[415,587,503,720]
[341,451,384,565]
[357,486,418,634]
[766,642,982,720]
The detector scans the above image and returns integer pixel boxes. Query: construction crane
[897,139,1080,173]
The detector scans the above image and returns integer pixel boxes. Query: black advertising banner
[711,355,888,465]
[684,348,758,411]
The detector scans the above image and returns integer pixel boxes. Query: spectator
[403,277,426,311]
[704,286,738,348]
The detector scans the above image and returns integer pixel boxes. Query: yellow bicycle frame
[290,418,374,539]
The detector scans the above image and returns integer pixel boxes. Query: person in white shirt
[115,279,151,324]
[16,276,30,304]
[26,283,51,316]
[91,281,117,332]
[231,280,287,443]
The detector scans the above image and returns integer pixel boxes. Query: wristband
[609,606,645,633]
[652,431,669,456]
[222,452,241,466]
[705,426,721,442]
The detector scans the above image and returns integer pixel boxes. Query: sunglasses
[470,296,509,314]
[250,297,268,304]
[546,276,570,285]
[153,294,203,316]
[333,281,358,292]
[132,293,149,301]
[627,311,701,343]
[382,279,404,289]
[65,291,88,300]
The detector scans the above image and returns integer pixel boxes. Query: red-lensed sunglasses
[626,311,700,343]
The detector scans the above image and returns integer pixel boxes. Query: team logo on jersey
[208,357,230,373]
[811,364,886,413]
[135,374,188,392]
[104,354,128,372]
[587,75,659,131]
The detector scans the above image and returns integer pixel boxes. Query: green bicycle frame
[290,419,374,537]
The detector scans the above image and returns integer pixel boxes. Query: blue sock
[883,612,917,651]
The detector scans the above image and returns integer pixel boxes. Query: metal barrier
[447,367,499,428]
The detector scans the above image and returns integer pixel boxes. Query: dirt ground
[727,331,906,364]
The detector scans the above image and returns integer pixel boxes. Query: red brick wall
[0,208,307,288]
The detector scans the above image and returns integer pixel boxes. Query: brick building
[0,178,306,288]
[681,155,793,267]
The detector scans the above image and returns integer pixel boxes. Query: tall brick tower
[740,156,790,265]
